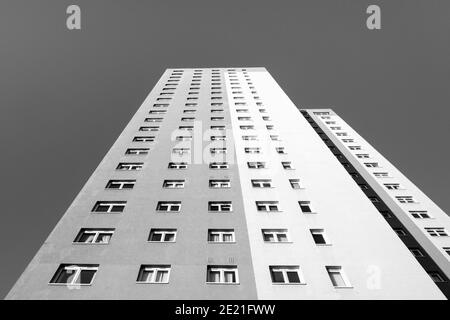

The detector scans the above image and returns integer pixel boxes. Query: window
[139,126,159,132]
[310,229,329,245]
[238,116,252,121]
[409,248,424,257]
[275,147,286,154]
[342,139,354,143]
[236,108,249,113]
[281,162,293,169]
[269,266,303,284]
[208,229,235,243]
[374,172,390,178]
[156,201,181,212]
[168,162,188,169]
[245,147,260,154]
[211,135,226,141]
[181,117,195,122]
[92,201,126,213]
[74,229,114,244]
[211,125,225,130]
[145,117,163,123]
[211,148,227,154]
[137,265,171,283]
[384,183,401,190]
[211,117,224,121]
[262,229,289,243]
[148,110,166,114]
[298,201,314,213]
[172,148,190,155]
[349,146,361,150]
[175,136,192,141]
[211,109,224,113]
[270,135,280,141]
[289,179,302,189]
[248,161,266,169]
[251,179,272,188]
[240,125,254,130]
[259,108,267,113]
[148,229,177,242]
[364,162,379,168]
[116,162,143,171]
[209,162,229,169]
[356,154,370,159]
[428,272,445,283]
[396,196,416,204]
[153,103,169,108]
[326,266,351,288]
[50,264,99,285]
[208,201,232,212]
[126,148,149,155]
[209,179,231,188]
[106,180,135,189]
[163,180,185,189]
[183,109,196,114]
[336,132,348,137]
[179,125,193,131]
[394,228,407,236]
[443,247,450,256]
[368,196,380,203]
[410,211,432,219]
[242,135,258,141]
[425,228,448,237]
[256,201,280,212]
[207,266,239,284]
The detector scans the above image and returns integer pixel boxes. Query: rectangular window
[242,135,258,141]
[50,264,99,285]
[298,201,314,214]
[211,148,227,154]
[172,148,190,155]
[256,201,280,212]
[409,248,424,257]
[208,229,235,243]
[209,179,231,188]
[126,148,149,155]
[384,183,401,190]
[156,201,181,212]
[116,162,143,171]
[248,161,266,169]
[443,247,450,256]
[428,272,445,283]
[207,266,239,284]
[175,136,192,141]
[145,118,163,122]
[211,109,224,113]
[356,154,370,159]
[74,228,114,244]
[92,201,126,213]
[410,211,431,219]
[373,172,390,178]
[179,125,193,131]
[183,109,196,114]
[251,179,272,188]
[236,108,249,113]
[210,125,225,130]
[336,132,348,137]
[162,180,185,189]
[326,266,351,288]
[148,229,177,242]
[349,146,361,150]
[153,103,169,108]
[211,135,226,141]
[137,265,171,283]
[106,180,135,189]
[262,229,289,243]
[310,229,329,245]
[209,162,229,169]
[394,228,407,236]
[181,117,195,122]
[364,162,379,168]
[289,179,302,189]
[281,162,293,169]
[425,228,448,237]
[238,116,252,121]
[168,162,188,169]
[208,201,232,212]
[342,139,354,143]
[211,117,224,121]
[275,147,286,154]
[270,135,280,141]
[139,126,159,132]
[240,125,254,130]
[245,147,260,154]
[269,266,303,284]
[148,110,166,114]
[396,196,416,204]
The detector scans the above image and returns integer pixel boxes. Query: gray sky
[0,0,449,298]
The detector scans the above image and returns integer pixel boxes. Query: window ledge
[48,283,92,287]
[206,282,240,285]
[272,283,307,285]
[136,282,169,284]
[207,241,237,244]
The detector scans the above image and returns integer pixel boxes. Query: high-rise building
[7,67,449,300]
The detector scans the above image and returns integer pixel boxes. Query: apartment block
[7,68,449,299]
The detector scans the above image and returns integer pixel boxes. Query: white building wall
[227,69,445,299]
